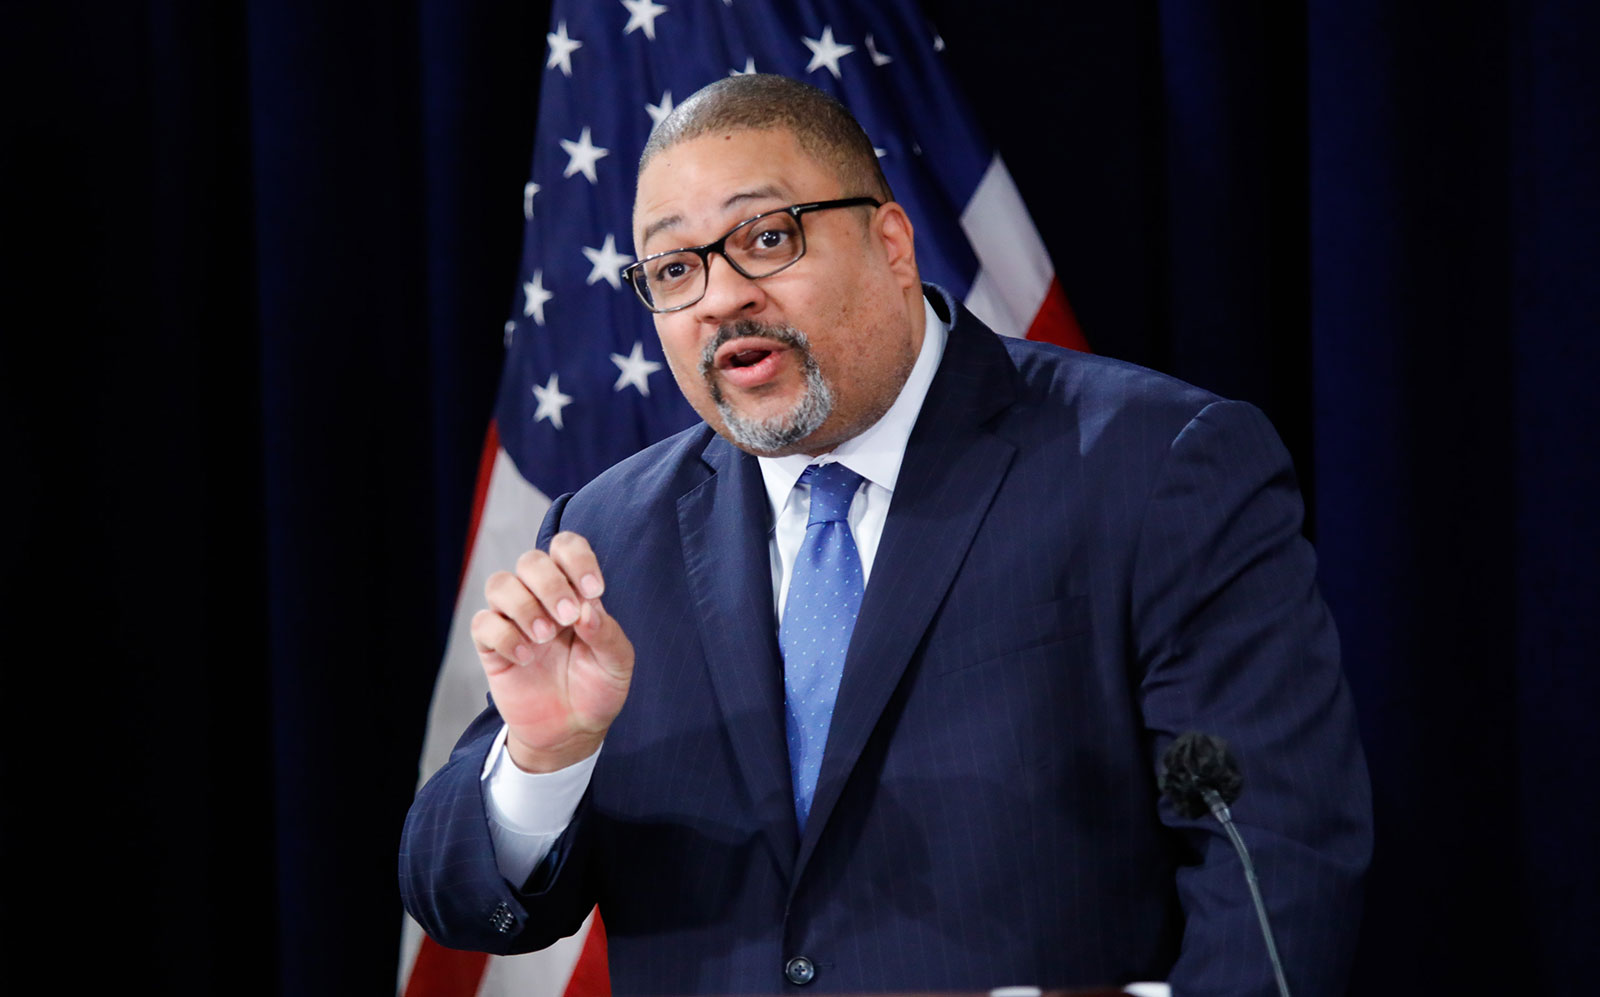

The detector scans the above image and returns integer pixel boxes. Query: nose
[691,251,764,326]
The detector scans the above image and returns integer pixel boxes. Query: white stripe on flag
[478,909,595,997]
[399,445,565,995]
[960,155,1057,339]
[420,445,551,789]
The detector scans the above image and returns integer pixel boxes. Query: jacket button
[489,901,515,934]
[784,956,816,985]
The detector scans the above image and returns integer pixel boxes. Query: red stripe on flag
[458,421,502,590]
[404,937,489,997]
[561,910,611,997]
[1024,276,1090,352]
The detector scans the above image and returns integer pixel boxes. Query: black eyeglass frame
[621,197,882,313]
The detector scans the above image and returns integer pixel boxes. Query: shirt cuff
[481,726,601,887]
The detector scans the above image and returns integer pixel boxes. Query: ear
[873,202,919,291]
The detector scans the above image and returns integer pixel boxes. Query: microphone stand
[1201,786,1292,997]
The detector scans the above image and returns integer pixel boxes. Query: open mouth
[724,348,773,369]
[713,337,789,371]
[710,337,792,390]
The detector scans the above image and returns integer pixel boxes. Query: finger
[470,608,535,671]
[515,547,585,631]
[485,568,558,645]
[548,531,606,600]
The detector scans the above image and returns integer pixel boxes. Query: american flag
[400,2,1084,994]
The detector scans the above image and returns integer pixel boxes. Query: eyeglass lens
[633,211,805,311]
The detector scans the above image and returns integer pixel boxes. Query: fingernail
[532,620,554,643]
[556,599,579,625]
[514,644,534,664]
[580,574,603,598]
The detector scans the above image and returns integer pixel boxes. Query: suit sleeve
[397,492,600,954]
[1129,400,1372,997]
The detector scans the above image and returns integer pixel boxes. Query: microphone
[1159,732,1291,997]
[1159,730,1242,819]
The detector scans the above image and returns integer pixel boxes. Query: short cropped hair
[638,74,894,202]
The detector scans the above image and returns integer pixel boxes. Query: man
[400,74,1371,995]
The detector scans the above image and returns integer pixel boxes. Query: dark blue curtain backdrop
[8,0,1595,992]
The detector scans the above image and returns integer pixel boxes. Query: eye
[735,216,798,258]
[649,255,699,287]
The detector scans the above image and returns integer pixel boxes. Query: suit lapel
[677,433,799,877]
[795,303,1022,878]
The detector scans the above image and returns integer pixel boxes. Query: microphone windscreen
[1159,731,1244,818]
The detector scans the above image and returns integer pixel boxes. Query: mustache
[697,319,810,377]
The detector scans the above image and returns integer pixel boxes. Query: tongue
[729,349,770,368]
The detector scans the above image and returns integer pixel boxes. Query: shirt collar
[756,293,950,516]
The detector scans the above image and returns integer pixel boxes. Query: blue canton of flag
[501,0,1031,498]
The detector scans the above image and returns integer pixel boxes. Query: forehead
[633,129,837,250]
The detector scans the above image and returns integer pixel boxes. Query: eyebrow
[639,185,789,250]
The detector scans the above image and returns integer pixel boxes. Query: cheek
[654,320,700,378]
[815,250,892,334]
[655,328,717,413]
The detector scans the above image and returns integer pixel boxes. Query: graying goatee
[699,320,834,455]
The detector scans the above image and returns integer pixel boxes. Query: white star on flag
[803,26,854,79]
[582,234,633,289]
[646,90,675,126]
[545,20,583,76]
[560,126,609,183]
[730,56,757,75]
[523,269,553,325]
[865,33,892,66]
[531,373,574,429]
[610,341,664,395]
[523,181,541,220]
[503,321,516,348]
[620,0,669,40]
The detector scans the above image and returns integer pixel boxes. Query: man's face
[632,128,922,457]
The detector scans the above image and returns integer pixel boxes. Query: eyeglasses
[621,197,881,313]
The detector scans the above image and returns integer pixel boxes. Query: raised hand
[469,531,634,772]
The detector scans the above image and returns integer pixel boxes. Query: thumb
[575,598,634,679]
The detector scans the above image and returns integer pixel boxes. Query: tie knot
[801,463,863,526]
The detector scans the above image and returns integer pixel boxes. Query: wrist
[505,730,604,774]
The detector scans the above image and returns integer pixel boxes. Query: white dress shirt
[483,296,950,887]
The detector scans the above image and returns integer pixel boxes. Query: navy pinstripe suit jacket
[400,287,1371,996]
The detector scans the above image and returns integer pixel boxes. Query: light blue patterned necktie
[779,462,866,833]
